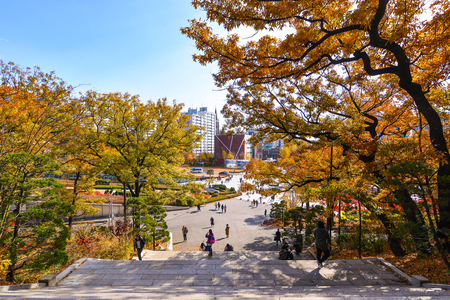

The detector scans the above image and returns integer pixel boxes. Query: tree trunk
[394,188,430,254]
[68,173,80,232]
[7,205,21,282]
[366,0,450,238]
[363,200,407,257]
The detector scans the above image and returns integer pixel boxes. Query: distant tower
[184,107,217,154]
[215,107,220,134]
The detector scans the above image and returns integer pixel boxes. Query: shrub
[67,224,134,262]
[175,199,183,206]
[94,236,134,260]
[187,199,195,207]
[212,184,227,190]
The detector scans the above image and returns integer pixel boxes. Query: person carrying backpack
[182,226,188,242]
[205,229,215,256]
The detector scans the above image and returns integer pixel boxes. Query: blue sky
[0,0,227,121]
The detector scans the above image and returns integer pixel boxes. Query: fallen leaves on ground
[327,245,450,285]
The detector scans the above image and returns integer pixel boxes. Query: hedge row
[205,192,242,204]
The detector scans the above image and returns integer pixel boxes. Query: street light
[109,190,116,227]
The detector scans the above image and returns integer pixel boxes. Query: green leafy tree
[129,197,170,250]
[270,200,288,227]
[147,205,170,250]
[0,153,71,282]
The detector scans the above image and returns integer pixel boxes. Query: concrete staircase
[59,251,405,288]
[2,251,450,299]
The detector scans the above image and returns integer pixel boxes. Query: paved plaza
[166,173,283,252]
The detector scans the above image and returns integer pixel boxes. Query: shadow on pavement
[243,215,266,225]
[242,236,277,251]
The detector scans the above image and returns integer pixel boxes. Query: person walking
[225,224,230,238]
[215,202,218,210]
[205,229,215,256]
[264,209,267,217]
[210,216,215,227]
[224,204,227,213]
[313,221,331,269]
[134,234,146,260]
[275,229,281,246]
[197,204,201,211]
[221,204,224,212]
[182,226,188,242]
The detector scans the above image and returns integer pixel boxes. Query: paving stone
[177,274,215,280]
[124,269,162,275]
[102,274,143,280]
[160,269,198,275]
[152,279,192,286]
[79,279,116,286]
[111,279,154,286]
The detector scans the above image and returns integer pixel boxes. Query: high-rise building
[185,107,218,154]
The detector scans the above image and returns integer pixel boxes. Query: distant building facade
[244,130,283,160]
[255,139,284,160]
[214,134,252,160]
[184,107,218,154]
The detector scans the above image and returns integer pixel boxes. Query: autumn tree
[81,92,202,198]
[182,0,450,250]
[0,61,82,280]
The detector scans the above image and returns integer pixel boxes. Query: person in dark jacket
[279,242,293,260]
[224,243,234,251]
[134,234,146,261]
[313,221,331,269]
[293,241,302,255]
[275,229,281,246]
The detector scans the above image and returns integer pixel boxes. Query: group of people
[214,201,227,212]
[275,221,331,269]
[182,222,231,256]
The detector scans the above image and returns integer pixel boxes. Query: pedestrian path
[1,251,450,299]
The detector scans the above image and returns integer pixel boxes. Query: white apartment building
[185,107,218,154]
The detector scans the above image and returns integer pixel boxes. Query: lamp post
[123,181,128,226]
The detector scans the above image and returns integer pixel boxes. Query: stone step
[58,251,408,288]
[3,285,450,299]
[141,250,314,261]
[3,251,450,299]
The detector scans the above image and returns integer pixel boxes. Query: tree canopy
[182,0,450,260]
